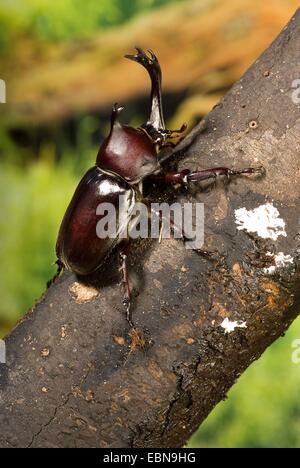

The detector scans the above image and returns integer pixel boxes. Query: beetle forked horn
[124,47,160,76]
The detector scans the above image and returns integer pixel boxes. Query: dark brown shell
[56,166,135,276]
[97,124,158,182]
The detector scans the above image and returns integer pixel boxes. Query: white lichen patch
[263,252,294,274]
[235,203,287,240]
[220,317,247,334]
[69,282,99,304]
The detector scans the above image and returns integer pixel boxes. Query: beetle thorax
[97,122,158,184]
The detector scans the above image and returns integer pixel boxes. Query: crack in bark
[26,392,72,448]
[26,363,93,448]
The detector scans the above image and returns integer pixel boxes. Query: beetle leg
[163,123,188,139]
[119,248,134,328]
[150,207,215,259]
[46,259,64,288]
[186,166,265,183]
[154,165,265,185]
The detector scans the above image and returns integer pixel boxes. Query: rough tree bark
[1,10,300,449]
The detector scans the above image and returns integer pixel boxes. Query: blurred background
[0,0,300,448]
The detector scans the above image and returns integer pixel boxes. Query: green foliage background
[0,0,182,48]
[0,0,300,448]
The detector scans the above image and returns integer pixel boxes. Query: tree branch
[1,9,300,448]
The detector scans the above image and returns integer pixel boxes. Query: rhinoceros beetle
[56,47,262,326]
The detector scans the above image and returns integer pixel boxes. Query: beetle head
[97,104,158,183]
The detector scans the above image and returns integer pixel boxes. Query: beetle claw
[122,299,134,328]
[254,165,266,176]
